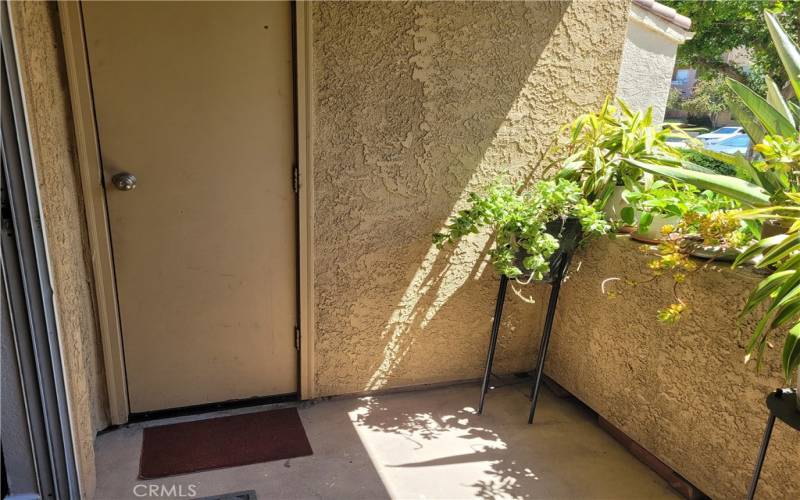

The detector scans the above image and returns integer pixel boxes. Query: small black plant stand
[477,249,574,424]
[746,388,799,500]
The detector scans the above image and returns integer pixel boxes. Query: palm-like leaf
[626,159,772,207]
[727,79,797,137]
[735,205,800,381]
[789,101,800,126]
[765,75,796,128]
[783,323,800,381]
[679,11,800,382]
[695,148,784,193]
[726,93,768,145]
[765,11,800,103]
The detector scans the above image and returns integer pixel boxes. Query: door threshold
[127,393,298,423]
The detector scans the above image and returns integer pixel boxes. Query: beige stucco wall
[548,237,799,500]
[311,6,797,498]
[17,2,796,498]
[10,2,108,497]
[312,0,631,397]
[615,4,690,123]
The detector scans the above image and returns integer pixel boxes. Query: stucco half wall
[311,0,631,396]
[615,1,692,123]
[549,237,800,500]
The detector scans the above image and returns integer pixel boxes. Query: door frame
[2,2,80,495]
[58,1,316,424]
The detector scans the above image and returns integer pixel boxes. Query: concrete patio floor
[94,383,680,499]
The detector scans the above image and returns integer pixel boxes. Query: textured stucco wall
[312,0,631,396]
[547,237,799,500]
[10,2,108,497]
[615,4,687,123]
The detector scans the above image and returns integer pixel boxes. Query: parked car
[705,134,751,155]
[665,136,689,148]
[696,126,744,144]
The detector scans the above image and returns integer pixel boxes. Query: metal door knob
[111,172,137,191]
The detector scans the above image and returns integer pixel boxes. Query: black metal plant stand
[477,249,574,424]
[746,388,799,500]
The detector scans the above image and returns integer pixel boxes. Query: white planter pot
[631,214,680,244]
[603,185,629,221]
[689,245,741,262]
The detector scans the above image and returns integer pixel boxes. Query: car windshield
[714,127,740,134]
[718,135,749,146]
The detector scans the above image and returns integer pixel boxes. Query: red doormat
[139,407,313,478]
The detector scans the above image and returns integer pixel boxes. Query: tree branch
[693,56,748,83]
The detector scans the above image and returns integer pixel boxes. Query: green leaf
[620,206,635,225]
[769,278,800,310]
[626,159,772,207]
[637,211,653,233]
[765,11,800,106]
[695,149,779,192]
[765,75,795,127]
[770,301,800,329]
[757,232,800,268]
[570,115,587,143]
[726,78,797,137]
[783,322,800,381]
[556,164,581,181]
[789,101,800,126]
[616,97,633,118]
[726,93,767,145]
[734,234,789,268]
[741,270,795,316]
[680,158,716,175]
[775,252,800,273]
[746,313,773,360]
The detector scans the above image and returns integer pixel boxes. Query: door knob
[111,172,137,191]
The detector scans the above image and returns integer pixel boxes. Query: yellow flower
[657,303,686,324]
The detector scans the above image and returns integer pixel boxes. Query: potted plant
[622,180,752,257]
[546,97,689,220]
[433,179,609,281]
[626,11,800,401]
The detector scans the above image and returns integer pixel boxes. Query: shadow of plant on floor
[348,388,541,499]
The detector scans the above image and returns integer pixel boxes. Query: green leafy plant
[628,10,800,382]
[548,97,685,208]
[627,159,773,207]
[433,179,609,280]
[735,201,800,381]
[615,182,753,328]
[629,12,800,208]
[622,180,742,233]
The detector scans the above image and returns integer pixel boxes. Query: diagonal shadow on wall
[312,0,627,395]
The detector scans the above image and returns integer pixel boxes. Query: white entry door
[82,1,297,413]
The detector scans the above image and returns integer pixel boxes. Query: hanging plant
[433,179,609,281]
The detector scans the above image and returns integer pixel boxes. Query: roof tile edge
[632,0,692,31]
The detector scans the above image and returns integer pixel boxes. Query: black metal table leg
[527,256,569,424]
[747,412,776,500]
[478,274,509,414]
